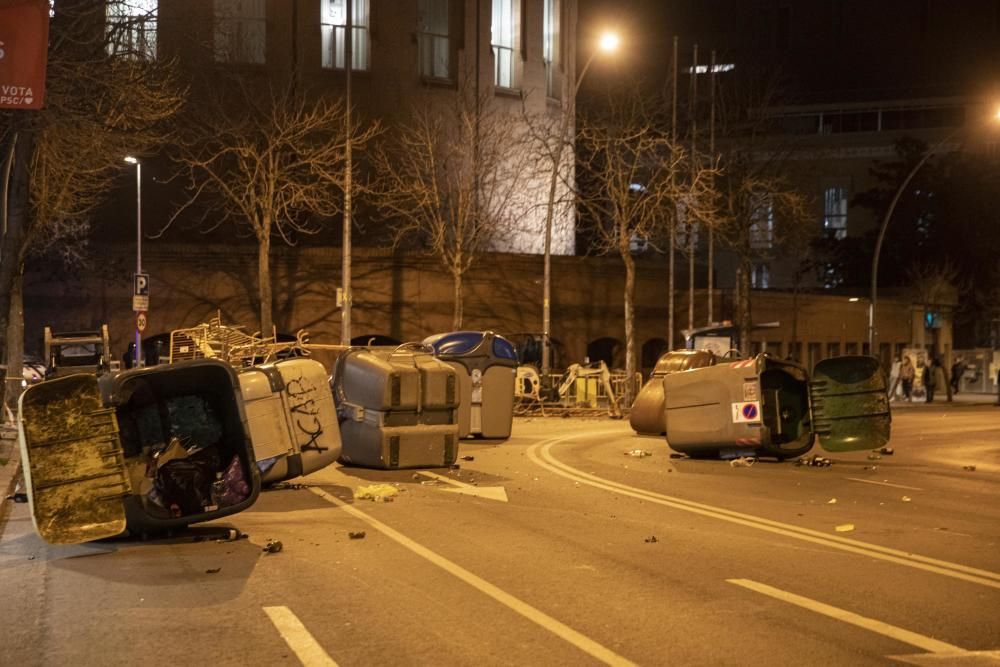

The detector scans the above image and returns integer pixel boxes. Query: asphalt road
[1,403,998,666]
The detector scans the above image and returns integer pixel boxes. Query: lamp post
[124,155,142,367]
[540,31,618,380]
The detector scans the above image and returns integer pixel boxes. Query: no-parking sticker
[732,401,761,423]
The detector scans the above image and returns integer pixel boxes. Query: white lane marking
[263,605,340,667]
[309,487,636,667]
[416,470,509,502]
[727,579,966,655]
[528,433,1000,589]
[846,477,924,491]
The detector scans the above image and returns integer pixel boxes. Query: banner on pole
[0,0,50,110]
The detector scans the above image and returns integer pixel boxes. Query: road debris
[644,535,658,543]
[877,447,894,456]
[867,454,882,461]
[262,539,283,554]
[625,449,652,458]
[205,567,221,574]
[901,496,912,502]
[5,492,28,503]
[962,465,977,472]
[827,498,837,504]
[669,453,685,459]
[834,524,855,533]
[216,529,248,543]
[797,455,832,467]
[461,455,475,461]
[354,484,400,502]
[348,531,366,540]
[729,456,756,468]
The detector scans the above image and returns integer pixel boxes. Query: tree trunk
[4,271,24,413]
[737,257,753,357]
[0,131,34,412]
[452,269,463,330]
[623,251,636,404]
[257,232,273,337]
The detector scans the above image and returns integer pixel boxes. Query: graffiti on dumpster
[285,372,328,452]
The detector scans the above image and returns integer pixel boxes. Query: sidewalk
[889,391,998,407]
[1,420,21,504]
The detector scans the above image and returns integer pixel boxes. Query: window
[214,0,266,64]
[751,263,770,289]
[106,0,157,59]
[322,0,370,71]
[823,186,848,239]
[750,196,774,249]
[543,0,558,97]
[417,0,449,79]
[492,0,515,88]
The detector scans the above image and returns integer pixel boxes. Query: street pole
[541,33,617,379]
[688,44,697,333]
[868,127,961,355]
[126,157,143,368]
[668,35,677,349]
[341,0,353,345]
[707,49,716,326]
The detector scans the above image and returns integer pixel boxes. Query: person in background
[923,358,937,402]
[951,357,963,396]
[899,354,915,401]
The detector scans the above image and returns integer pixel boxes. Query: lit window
[106,0,157,59]
[823,186,848,239]
[751,263,770,288]
[492,0,515,88]
[321,0,370,71]
[543,0,559,97]
[214,0,266,64]
[417,0,449,79]
[750,197,774,249]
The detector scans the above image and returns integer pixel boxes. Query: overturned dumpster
[630,349,722,435]
[332,344,460,468]
[18,359,260,544]
[663,354,890,460]
[422,331,518,439]
[238,358,342,484]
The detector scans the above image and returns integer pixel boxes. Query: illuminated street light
[541,30,619,380]
[124,155,142,367]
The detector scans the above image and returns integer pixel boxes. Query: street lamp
[540,30,619,380]
[124,155,142,367]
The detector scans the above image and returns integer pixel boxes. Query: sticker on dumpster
[732,401,761,423]
[742,382,758,401]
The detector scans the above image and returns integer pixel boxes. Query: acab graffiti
[285,372,328,453]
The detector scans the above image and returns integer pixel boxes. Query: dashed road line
[263,605,340,667]
[846,477,924,491]
[309,486,637,667]
[528,432,1000,590]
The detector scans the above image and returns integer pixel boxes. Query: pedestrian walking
[926,356,942,402]
[951,357,963,395]
[899,355,915,401]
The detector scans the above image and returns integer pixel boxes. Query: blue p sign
[134,273,149,297]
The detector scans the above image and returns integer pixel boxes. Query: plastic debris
[216,529,248,543]
[644,535,658,543]
[878,447,894,456]
[348,531,366,540]
[5,492,27,503]
[461,455,475,461]
[901,496,912,502]
[205,567,221,574]
[262,539,283,554]
[827,498,837,504]
[867,454,882,461]
[354,484,400,502]
[797,455,832,467]
[962,465,977,472]
[834,524,855,533]
[625,449,652,458]
[729,456,756,468]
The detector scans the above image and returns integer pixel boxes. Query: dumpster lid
[423,331,517,361]
[810,355,891,452]
[18,374,131,544]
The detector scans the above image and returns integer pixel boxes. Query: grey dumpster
[423,331,518,439]
[630,349,720,435]
[332,344,460,468]
[663,354,890,460]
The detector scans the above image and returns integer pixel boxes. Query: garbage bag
[155,447,221,516]
[216,455,250,507]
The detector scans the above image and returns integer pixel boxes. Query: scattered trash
[268,482,310,491]
[827,498,837,504]
[797,455,832,467]
[877,447,894,456]
[867,454,882,461]
[419,480,438,486]
[205,567,221,574]
[5,492,28,503]
[644,535,658,543]
[626,449,652,458]
[901,496,912,502]
[669,453,684,459]
[863,465,879,471]
[962,465,977,472]
[348,531,366,540]
[449,464,461,470]
[262,539,283,554]
[216,529,248,543]
[729,456,756,468]
[354,484,400,502]
[834,524,855,533]
[461,455,475,461]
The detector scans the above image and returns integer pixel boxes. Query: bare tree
[576,94,717,401]
[1,1,183,408]
[168,84,377,336]
[372,89,528,329]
